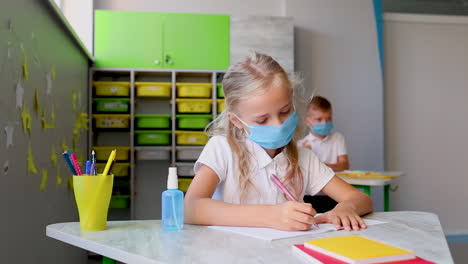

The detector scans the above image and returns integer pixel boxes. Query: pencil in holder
[73,174,114,231]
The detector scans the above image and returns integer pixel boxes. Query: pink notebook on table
[292,245,436,264]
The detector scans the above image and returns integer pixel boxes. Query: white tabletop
[46,211,453,264]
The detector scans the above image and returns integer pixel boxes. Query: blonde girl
[184,53,372,231]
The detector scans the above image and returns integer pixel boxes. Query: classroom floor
[448,241,468,263]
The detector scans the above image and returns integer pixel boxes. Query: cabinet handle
[154,60,160,65]
[165,55,173,65]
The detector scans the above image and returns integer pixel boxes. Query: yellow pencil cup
[73,174,114,231]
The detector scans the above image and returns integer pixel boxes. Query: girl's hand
[268,201,317,231]
[315,202,367,231]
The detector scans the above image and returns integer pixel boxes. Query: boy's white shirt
[194,136,335,205]
[297,131,347,165]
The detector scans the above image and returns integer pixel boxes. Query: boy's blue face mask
[312,121,333,136]
[235,111,299,149]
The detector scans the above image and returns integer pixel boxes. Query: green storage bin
[109,195,130,209]
[135,114,171,129]
[135,130,171,145]
[94,98,130,112]
[176,114,212,129]
[217,83,224,98]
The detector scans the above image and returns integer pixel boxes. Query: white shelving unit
[88,68,226,219]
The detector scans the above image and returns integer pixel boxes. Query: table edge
[46,225,164,264]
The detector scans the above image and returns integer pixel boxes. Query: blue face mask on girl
[312,121,333,136]
[235,111,299,149]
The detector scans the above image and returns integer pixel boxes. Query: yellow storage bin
[93,146,131,161]
[176,99,212,113]
[136,82,171,97]
[96,163,130,177]
[175,131,209,145]
[93,114,130,128]
[217,99,225,113]
[176,83,212,98]
[178,178,193,192]
[93,81,130,97]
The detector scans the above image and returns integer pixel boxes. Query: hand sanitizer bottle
[162,167,184,230]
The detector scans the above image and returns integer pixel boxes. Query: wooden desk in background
[338,171,403,212]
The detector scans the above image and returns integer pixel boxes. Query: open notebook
[209,219,386,241]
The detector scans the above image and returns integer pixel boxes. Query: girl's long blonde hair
[207,52,304,203]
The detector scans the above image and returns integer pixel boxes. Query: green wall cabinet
[94,11,164,68]
[94,11,230,70]
[163,13,229,70]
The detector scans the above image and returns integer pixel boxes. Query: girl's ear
[227,112,245,130]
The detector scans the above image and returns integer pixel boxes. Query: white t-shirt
[194,136,335,205]
[297,131,347,164]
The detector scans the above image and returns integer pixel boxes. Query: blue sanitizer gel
[162,167,184,231]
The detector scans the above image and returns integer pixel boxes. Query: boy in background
[299,96,350,211]
[299,96,349,171]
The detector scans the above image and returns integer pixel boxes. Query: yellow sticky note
[41,110,55,129]
[61,137,70,152]
[27,143,38,174]
[51,144,57,166]
[72,90,77,110]
[34,87,40,113]
[80,112,89,130]
[72,133,79,151]
[23,53,29,81]
[51,104,56,122]
[21,104,32,134]
[74,112,89,134]
[72,112,89,149]
[56,166,62,186]
[40,169,48,191]
[51,65,56,80]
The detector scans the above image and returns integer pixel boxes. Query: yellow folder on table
[304,235,415,264]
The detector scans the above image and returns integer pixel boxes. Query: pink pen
[70,153,82,176]
[270,174,319,228]
[271,174,297,201]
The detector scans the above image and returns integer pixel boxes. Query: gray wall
[0,0,89,263]
[286,0,384,171]
[231,16,294,73]
[384,14,468,234]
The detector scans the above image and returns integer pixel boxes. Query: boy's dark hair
[308,96,332,112]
